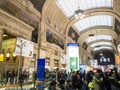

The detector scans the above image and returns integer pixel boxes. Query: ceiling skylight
[86,35,112,43]
[74,15,113,32]
[91,42,112,48]
[56,0,113,18]
[93,46,112,51]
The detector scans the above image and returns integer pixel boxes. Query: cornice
[0,0,40,28]
[0,9,34,31]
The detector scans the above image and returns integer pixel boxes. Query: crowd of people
[48,67,120,90]
[1,67,120,90]
[2,69,29,84]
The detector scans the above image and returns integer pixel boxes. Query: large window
[56,0,113,18]
[86,35,112,43]
[74,15,113,32]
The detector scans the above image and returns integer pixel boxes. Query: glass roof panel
[86,35,112,43]
[74,15,113,32]
[56,0,113,18]
[91,42,112,48]
[93,46,112,51]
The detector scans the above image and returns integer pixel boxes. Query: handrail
[0,80,49,89]
[0,81,42,89]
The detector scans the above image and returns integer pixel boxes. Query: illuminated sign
[67,43,80,72]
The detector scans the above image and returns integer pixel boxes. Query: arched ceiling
[56,0,113,18]
[39,0,120,58]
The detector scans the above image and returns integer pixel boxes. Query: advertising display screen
[90,59,98,68]
[0,55,4,61]
[67,43,80,72]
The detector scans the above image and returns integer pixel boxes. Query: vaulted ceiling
[37,0,120,58]
[55,0,116,52]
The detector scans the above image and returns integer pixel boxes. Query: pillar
[0,30,4,50]
[0,30,4,80]
[37,21,47,59]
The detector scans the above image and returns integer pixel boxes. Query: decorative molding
[0,9,34,40]
[0,0,40,28]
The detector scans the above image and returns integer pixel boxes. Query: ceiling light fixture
[99,52,103,56]
[74,0,84,19]
[74,8,84,19]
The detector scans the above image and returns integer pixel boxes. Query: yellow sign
[0,55,4,61]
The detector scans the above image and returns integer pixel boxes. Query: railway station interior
[0,0,120,90]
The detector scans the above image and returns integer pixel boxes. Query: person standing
[93,69,103,90]
[48,80,57,90]
[58,79,66,90]
[66,80,73,90]
[10,70,15,84]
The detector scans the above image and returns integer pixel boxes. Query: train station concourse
[0,0,120,90]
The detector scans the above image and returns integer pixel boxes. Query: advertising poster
[67,43,79,72]
[115,55,120,64]
[117,45,120,56]
[36,58,45,81]
[60,53,66,64]
[79,64,86,74]
[70,57,78,70]
[15,37,34,58]
[0,55,4,61]
[90,59,98,68]
[1,38,16,61]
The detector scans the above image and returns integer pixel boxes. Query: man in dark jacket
[59,79,66,90]
[49,80,57,90]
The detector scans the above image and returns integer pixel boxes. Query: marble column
[37,21,47,59]
[39,22,46,47]
[50,49,54,71]
[0,30,3,80]
[0,30,4,50]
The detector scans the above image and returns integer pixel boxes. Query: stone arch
[65,9,120,41]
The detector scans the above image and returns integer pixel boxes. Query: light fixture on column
[0,53,4,57]
[6,48,11,61]
[13,52,17,62]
